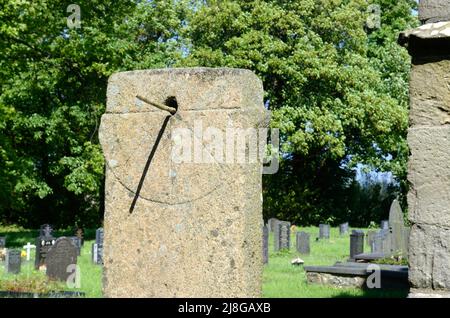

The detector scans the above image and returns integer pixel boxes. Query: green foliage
[0,0,189,227]
[181,0,418,225]
[0,0,418,227]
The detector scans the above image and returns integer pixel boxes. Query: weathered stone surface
[419,1,450,23]
[319,224,330,239]
[350,230,364,259]
[407,127,450,228]
[274,221,290,251]
[263,225,269,264]
[5,249,21,274]
[46,237,78,282]
[296,232,310,255]
[409,59,450,127]
[409,289,450,298]
[267,218,278,232]
[100,68,267,297]
[339,222,349,235]
[408,224,450,290]
[387,199,409,257]
[306,272,366,288]
[400,13,450,294]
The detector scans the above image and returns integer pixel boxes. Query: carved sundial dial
[101,93,233,211]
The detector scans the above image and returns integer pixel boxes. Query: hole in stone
[164,96,178,115]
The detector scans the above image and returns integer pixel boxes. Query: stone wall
[400,22,450,296]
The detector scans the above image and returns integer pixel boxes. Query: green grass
[1,224,408,298]
[262,226,408,298]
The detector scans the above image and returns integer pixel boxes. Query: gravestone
[23,242,36,261]
[76,228,84,247]
[5,249,21,274]
[387,199,409,257]
[372,229,389,254]
[91,228,104,265]
[268,218,278,232]
[380,220,389,230]
[296,232,310,255]
[366,230,377,249]
[35,225,56,270]
[339,222,349,235]
[46,237,78,281]
[263,225,269,264]
[319,224,330,239]
[399,19,450,295]
[274,221,291,251]
[418,0,450,23]
[95,228,104,245]
[99,68,268,297]
[0,237,5,248]
[39,224,54,237]
[350,230,365,259]
[68,237,82,256]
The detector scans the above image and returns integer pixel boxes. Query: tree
[0,0,188,227]
[181,0,418,224]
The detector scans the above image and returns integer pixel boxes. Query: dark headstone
[5,249,21,274]
[263,225,269,264]
[380,220,389,230]
[296,232,310,255]
[95,228,104,245]
[319,224,330,239]
[274,221,290,251]
[68,237,82,256]
[91,227,104,265]
[46,237,78,281]
[350,230,365,259]
[418,0,450,23]
[39,224,54,237]
[339,222,349,235]
[0,237,5,248]
[34,236,56,270]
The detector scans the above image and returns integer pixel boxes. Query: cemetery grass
[263,226,409,298]
[2,225,408,298]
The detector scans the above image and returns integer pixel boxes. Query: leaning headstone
[400,18,450,296]
[99,68,268,297]
[263,225,269,264]
[339,222,349,235]
[46,237,78,282]
[5,249,21,274]
[296,232,310,255]
[268,218,278,232]
[0,237,5,248]
[319,224,330,239]
[350,230,365,259]
[274,221,291,251]
[380,220,389,230]
[35,225,56,270]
